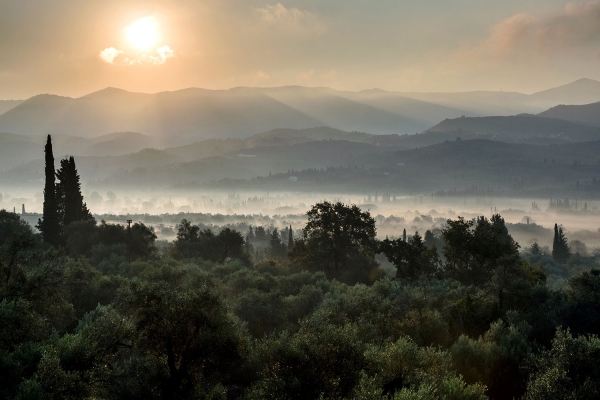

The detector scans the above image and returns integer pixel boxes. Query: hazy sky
[1,0,600,99]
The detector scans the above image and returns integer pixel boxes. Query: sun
[126,17,159,50]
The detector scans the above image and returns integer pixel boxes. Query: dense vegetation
[2,197,600,399]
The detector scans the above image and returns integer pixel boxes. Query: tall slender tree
[37,135,61,245]
[552,223,571,264]
[56,156,93,228]
[268,228,284,258]
[288,224,293,250]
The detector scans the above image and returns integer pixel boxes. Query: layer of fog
[3,188,599,253]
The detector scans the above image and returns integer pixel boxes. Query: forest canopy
[2,195,600,399]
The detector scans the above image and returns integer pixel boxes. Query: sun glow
[126,17,159,50]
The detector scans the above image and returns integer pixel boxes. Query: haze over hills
[3,126,600,199]
[3,77,600,197]
[2,79,600,139]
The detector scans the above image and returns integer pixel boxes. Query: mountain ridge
[2,78,600,139]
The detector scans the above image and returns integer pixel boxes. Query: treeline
[2,199,600,399]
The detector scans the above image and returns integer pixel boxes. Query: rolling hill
[425,115,600,143]
[538,101,600,128]
[0,100,23,115]
[530,78,600,106]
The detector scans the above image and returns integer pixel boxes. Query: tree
[289,202,381,283]
[441,215,542,313]
[380,232,440,280]
[56,156,93,228]
[37,135,61,246]
[214,228,248,263]
[287,225,293,250]
[0,209,33,247]
[174,221,247,263]
[552,223,571,264]
[525,328,600,399]
[176,219,199,242]
[442,215,520,285]
[63,219,157,260]
[254,227,267,241]
[125,275,245,398]
[531,242,542,256]
[267,229,285,258]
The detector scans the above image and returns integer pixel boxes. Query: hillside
[538,101,600,127]
[0,132,42,170]
[3,131,600,198]
[0,100,23,115]
[208,139,600,196]
[530,78,600,106]
[165,127,375,161]
[426,115,600,143]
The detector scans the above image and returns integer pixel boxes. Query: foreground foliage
[1,205,600,399]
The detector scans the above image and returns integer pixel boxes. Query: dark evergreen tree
[552,223,571,264]
[288,224,293,250]
[268,228,284,258]
[255,226,267,241]
[403,228,407,242]
[37,135,61,246]
[56,156,93,228]
[531,242,542,256]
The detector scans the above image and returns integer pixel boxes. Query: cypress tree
[37,135,61,245]
[552,223,571,264]
[56,156,93,228]
[268,228,283,258]
[288,225,293,250]
[403,228,407,242]
[68,156,92,223]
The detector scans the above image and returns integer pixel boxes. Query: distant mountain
[538,101,600,127]
[207,139,600,196]
[165,127,375,161]
[0,100,23,115]
[0,132,42,170]
[426,115,600,143]
[0,86,466,137]
[4,127,600,198]
[3,79,600,139]
[530,78,600,106]
[0,147,185,187]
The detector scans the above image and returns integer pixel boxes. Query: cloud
[484,1,600,56]
[153,45,175,64]
[99,47,124,64]
[99,45,175,66]
[256,3,325,35]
